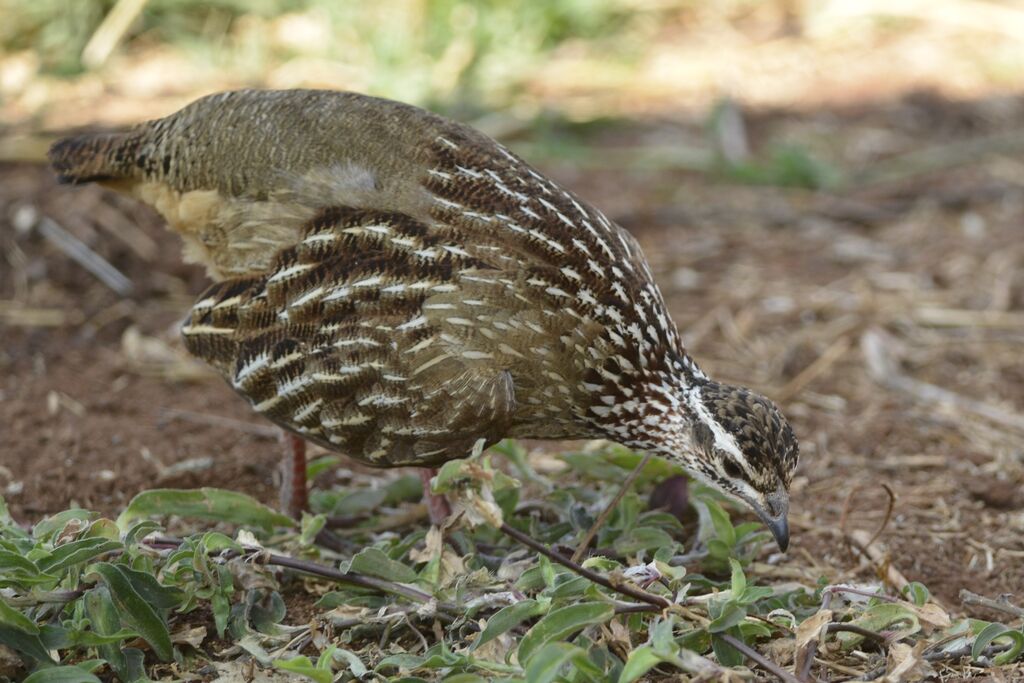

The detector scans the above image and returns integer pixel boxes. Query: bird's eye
[722,459,743,479]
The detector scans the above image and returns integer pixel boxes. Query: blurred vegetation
[0,0,658,110]
[4,0,1023,190]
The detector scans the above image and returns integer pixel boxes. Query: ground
[2,91,1024,677]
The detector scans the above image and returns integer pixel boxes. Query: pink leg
[280,431,308,519]
[419,468,451,526]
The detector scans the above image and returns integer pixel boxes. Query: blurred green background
[2,0,1024,190]
[4,0,1024,121]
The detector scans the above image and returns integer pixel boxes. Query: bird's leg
[279,431,308,519]
[419,468,451,526]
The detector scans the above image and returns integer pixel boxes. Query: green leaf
[0,550,53,586]
[548,575,590,599]
[299,513,326,546]
[648,617,676,653]
[37,538,123,575]
[432,460,466,492]
[108,563,184,610]
[332,647,368,677]
[738,586,774,604]
[122,520,162,546]
[40,624,138,648]
[117,488,294,531]
[517,602,614,666]
[523,642,587,683]
[902,582,930,607]
[705,501,736,547]
[274,655,333,683]
[84,518,119,541]
[613,527,674,556]
[247,590,287,636]
[32,509,94,541]
[473,599,547,651]
[538,555,556,588]
[87,562,174,660]
[729,559,746,596]
[347,547,418,584]
[23,666,102,683]
[306,455,340,478]
[0,596,40,634]
[0,625,54,663]
[711,631,745,667]
[972,623,1024,665]
[838,603,919,648]
[618,645,663,683]
[83,586,130,677]
[707,602,747,633]
[329,488,387,516]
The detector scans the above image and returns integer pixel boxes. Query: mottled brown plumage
[50,89,798,548]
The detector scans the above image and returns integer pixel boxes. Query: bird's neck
[585,349,706,458]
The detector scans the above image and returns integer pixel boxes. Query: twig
[822,585,899,605]
[839,482,895,555]
[3,589,86,606]
[145,537,456,616]
[571,453,651,563]
[498,522,670,609]
[845,529,925,604]
[852,642,1014,681]
[612,602,661,615]
[718,633,802,683]
[774,335,850,404]
[256,551,449,610]
[959,590,1024,619]
[826,623,889,647]
[158,408,279,437]
[862,328,1024,433]
[36,215,134,296]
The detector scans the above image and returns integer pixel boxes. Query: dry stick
[826,623,888,647]
[499,522,670,609]
[960,590,1024,619]
[862,329,1024,433]
[718,633,803,683]
[159,408,279,437]
[838,482,895,559]
[852,642,1014,682]
[774,335,850,404]
[145,537,456,616]
[571,453,652,563]
[36,216,134,296]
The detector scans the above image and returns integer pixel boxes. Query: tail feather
[47,131,138,185]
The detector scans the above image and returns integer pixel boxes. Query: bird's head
[659,381,799,551]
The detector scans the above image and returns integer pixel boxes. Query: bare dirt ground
[2,92,1023,627]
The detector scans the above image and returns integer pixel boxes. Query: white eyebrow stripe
[684,386,746,469]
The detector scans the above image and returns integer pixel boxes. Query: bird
[48,89,798,550]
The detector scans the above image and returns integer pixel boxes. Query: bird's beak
[753,488,790,552]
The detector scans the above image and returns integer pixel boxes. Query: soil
[2,92,1023,619]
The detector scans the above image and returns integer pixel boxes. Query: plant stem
[498,522,670,609]
[570,453,651,564]
[719,633,802,683]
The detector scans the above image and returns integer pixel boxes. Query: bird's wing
[181,206,518,466]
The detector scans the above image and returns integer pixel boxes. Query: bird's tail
[47,130,139,184]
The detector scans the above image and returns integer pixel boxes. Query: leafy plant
[0,441,1019,681]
